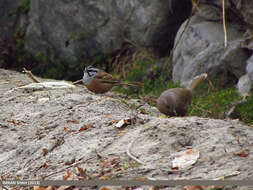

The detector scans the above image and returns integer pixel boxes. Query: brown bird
[157,73,208,116]
[82,66,137,94]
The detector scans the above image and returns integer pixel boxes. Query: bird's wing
[95,70,119,84]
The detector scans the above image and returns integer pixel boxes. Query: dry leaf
[79,126,89,132]
[172,166,180,170]
[35,134,41,140]
[79,124,94,132]
[237,152,249,157]
[183,185,205,190]
[171,149,200,169]
[101,157,120,169]
[100,187,111,190]
[34,187,53,190]
[34,186,48,190]
[67,119,79,124]
[99,175,114,180]
[62,171,73,180]
[56,185,71,190]
[134,177,148,181]
[124,119,132,125]
[42,148,48,156]
[39,163,49,169]
[114,118,136,128]
[76,167,89,179]
[167,122,173,127]
[115,119,125,128]
[105,114,111,118]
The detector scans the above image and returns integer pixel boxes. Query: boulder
[172,2,250,85]
[25,0,191,64]
[237,55,253,96]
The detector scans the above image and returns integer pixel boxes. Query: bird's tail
[118,81,142,87]
[100,80,141,87]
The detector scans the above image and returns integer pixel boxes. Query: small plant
[19,0,30,14]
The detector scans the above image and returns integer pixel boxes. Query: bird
[156,73,208,116]
[82,66,138,94]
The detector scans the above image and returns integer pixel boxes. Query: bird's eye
[87,69,98,77]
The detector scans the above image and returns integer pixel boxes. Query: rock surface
[1,69,253,189]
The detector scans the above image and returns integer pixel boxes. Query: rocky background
[1,0,253,189]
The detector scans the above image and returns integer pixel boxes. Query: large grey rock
[247,56,253,80]
[237,55,253,96]
[172,3,249,84]
[25,0,189,64]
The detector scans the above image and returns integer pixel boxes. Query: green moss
[189,87,238,118]
[114,57,178,98]
[189,82,253,125]
[112,58,253,125]
[237,95,253,125]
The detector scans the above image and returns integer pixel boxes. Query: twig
[207,77,216,91]
[126,137,145,165]
[214,171,240,180]
[226,98,248,118]
[94,148,103,159]
[23,68,40,83]
[222,0,228,47]
[73,79,83,85]
[191,0,200,11]
[42,156,96,179]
